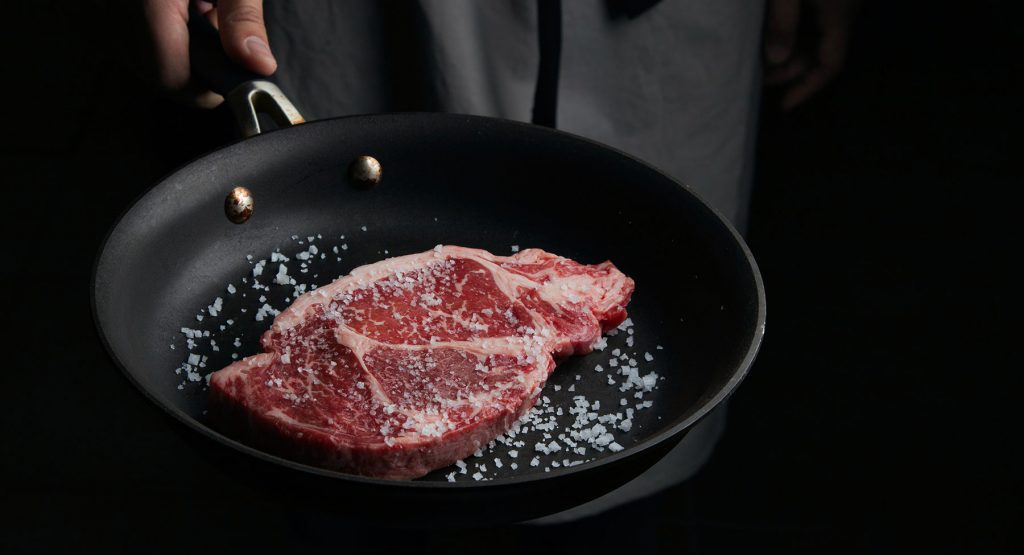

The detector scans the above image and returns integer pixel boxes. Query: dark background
[2,1,1019,552]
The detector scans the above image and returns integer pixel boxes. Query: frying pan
[91,14,764,525]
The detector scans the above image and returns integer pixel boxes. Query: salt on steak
[209,246,634,479]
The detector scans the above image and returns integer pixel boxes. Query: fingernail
[766,43,789,64]
[244,36,277,68]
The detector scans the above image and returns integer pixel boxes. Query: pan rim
[90,111,766,490]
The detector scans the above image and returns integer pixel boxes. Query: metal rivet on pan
[349,155,382,187]
[225,186,254,224]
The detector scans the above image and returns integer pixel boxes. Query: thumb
[216,0,277,76]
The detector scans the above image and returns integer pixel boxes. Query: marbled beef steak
[209,246,634,479]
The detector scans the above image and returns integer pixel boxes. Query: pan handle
[225,81,305,137]
[187,5,304,137]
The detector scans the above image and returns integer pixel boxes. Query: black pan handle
[187,5,304,137]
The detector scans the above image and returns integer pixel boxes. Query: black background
[2,1,1019,552]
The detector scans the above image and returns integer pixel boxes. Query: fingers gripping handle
[187,5,303,136]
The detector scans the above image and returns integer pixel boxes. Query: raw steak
[209,246,634,479]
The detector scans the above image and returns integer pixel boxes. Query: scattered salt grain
[511,245,520,253]
[274,264,292,285]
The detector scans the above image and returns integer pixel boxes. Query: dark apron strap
[531,0,563,127]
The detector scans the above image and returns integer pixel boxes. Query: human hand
[763,0,860,110]
[143,0,276,107]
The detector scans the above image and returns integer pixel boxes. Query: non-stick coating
[93,113,764,523]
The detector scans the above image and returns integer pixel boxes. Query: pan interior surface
[94,114,762,485]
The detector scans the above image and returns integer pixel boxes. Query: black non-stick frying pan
[91,15,764,525]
